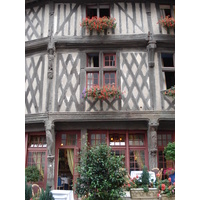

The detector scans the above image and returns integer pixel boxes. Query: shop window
[109,134,125,146]
[61,134,77,146]
[86,4,110,18]
[28,135,47,148]
[129,150,145,171]
[27,151,46,181]
[161,53,175,89]
[129,134,145,146]
[90,133,106,146]
[157,132,175,178]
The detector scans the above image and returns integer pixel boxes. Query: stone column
[148,119,159,170]
[45,120,55,189]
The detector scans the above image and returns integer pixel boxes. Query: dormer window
[86,4,110,18]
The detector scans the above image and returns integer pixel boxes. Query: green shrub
[75,144,127,200]
[25,176,32,200]
[39,184,54,200]
[164,142,175,161]
[25,166,41,183]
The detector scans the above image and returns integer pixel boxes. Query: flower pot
[130,188,158,200]
[161,194,175,200]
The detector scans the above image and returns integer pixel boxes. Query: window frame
[25,132,47,189]
[86,52,117,88]
[157,131,175,178]
[161,52,175,90]
[86,4,110,18]
[87,130,148,173]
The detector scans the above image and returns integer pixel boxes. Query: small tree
[140,166,150,192]
[75,144,127,200]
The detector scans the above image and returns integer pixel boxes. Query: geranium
[157,15,175,28]
[163,86,175,98]
[156,177,175,198]
[82,85,124,101]
[80,16,117,33]
[164,168,175,176]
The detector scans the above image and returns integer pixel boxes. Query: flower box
[161,194,175,200]
[130,188,158,200]
[82,85,123,101]
[80,16,117,34]
[157,16,175,29]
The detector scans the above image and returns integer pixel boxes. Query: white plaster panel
[114,3,120,35]
[127,3,134,34]
[142,3,148,33]
[151,3,160,34]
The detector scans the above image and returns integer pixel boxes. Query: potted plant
[82,85,124,101]
[80,16,117,34]
[156,177,175,200]
[129,166,158,199]
[164,142,175,183]
[75,144,127,200]
[157,15,175,29]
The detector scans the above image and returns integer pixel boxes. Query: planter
[161,194,175,200]
[130,188,158,200]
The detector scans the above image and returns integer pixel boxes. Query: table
[51,190,74,200]
[130,171,156,182]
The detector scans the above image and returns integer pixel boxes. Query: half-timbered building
[25,0,175,194]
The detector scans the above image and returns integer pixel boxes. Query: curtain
[67,149,74,175]
[33,152,44,180]
[135,151,144,170]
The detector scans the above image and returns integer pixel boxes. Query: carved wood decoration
[25,54,48,114]
[54,3,82,36]
[54,52,81,112]
[120,52,151,110]
[25,5,49,41]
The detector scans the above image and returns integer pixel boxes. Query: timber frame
[25,0,175,191]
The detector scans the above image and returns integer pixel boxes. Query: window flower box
[157,16,175,29]
[82,85,123,101]
[80,16,117,34]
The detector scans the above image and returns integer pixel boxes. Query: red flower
[161,184,166,191]
[136,175,139,178]
[168,177,171,182]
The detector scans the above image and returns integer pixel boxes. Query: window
[86,52,117,89]
[61,133,77,146]
[109,134,125,146]
[161,53,175,89]
[28,135,47,148]
[90,133,106,146]
[86,4,110,18]
[87,130,148,173]
[26,133,47,188]
[160,5,175,18]
[157,132,175,178]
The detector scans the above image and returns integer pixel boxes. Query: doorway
[57,148,73,190]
